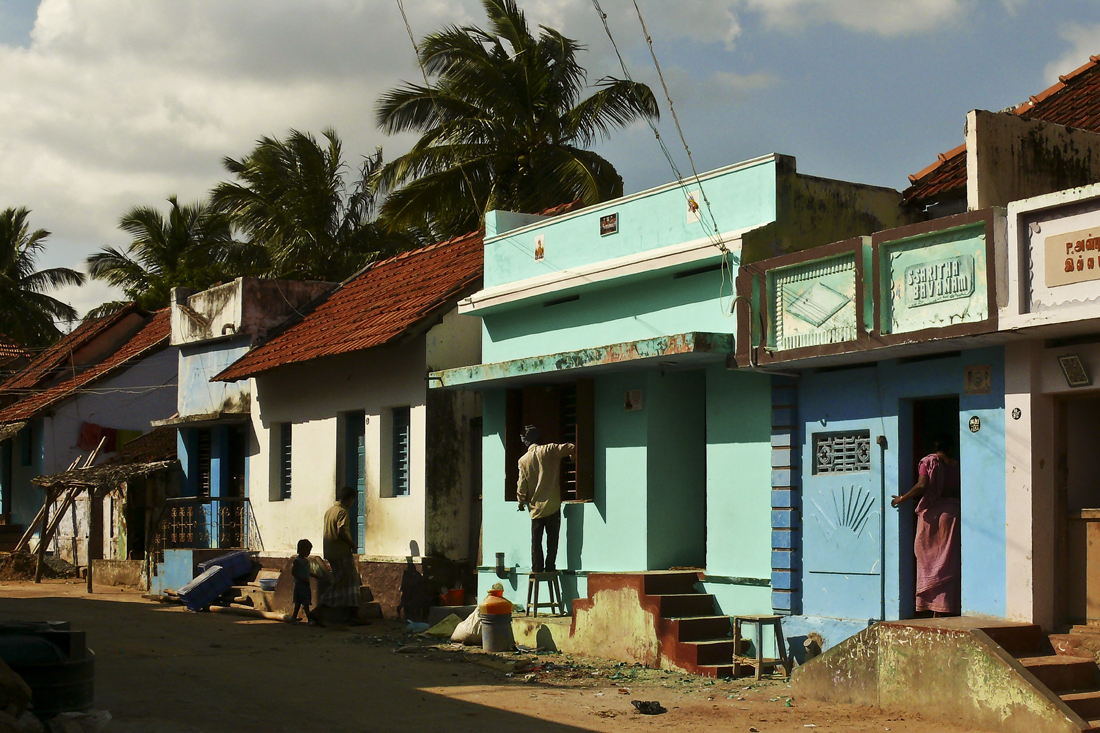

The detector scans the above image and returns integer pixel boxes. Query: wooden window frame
[504,379,594,503]
[391,406,411,497]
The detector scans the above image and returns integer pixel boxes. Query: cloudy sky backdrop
[1,0,1098,320]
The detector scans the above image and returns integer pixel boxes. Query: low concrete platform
[792,617,1098,733]
[512,615,576,653]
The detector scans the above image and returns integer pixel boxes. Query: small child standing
[290,539,323,626]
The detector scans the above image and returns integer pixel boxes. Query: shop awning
[0,421,26,443]
[151,411,250,429]
[430,332,733,390]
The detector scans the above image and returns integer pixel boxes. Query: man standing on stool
[516,425,575,573]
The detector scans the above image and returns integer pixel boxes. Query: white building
[215,233,484,618]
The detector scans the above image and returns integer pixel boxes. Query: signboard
[770,255,857,351]
[1045,226,1100,287]
[624,389,643,411]
[600,213,618,237]
[905,255,974,306]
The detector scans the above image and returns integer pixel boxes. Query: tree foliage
[85,196,239,318]
[212,129,410,282]
[374,0,659,238]
[0,207,86,347]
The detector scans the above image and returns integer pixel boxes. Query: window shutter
[279,423,292,500]
[392,407,411,496]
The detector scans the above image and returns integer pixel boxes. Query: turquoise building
[431,154,911,626]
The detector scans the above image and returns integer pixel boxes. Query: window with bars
[391,407,411,497]
[279,423,292,500]
[813,430,871,474]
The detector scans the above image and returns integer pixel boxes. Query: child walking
[290,539,323,626]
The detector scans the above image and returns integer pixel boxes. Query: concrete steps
[573,571,739,678]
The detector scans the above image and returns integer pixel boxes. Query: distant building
[0,304,177,563]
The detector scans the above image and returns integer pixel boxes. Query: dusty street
[0,581,986,733]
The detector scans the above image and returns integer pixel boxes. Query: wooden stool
[526,572,567,617]
[733,614,792,679]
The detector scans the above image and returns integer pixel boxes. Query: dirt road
[0,581,986,733]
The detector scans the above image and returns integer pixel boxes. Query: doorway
[901,396,960,618]
[1058,395,1100,625]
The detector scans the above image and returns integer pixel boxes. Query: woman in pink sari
[891,437,961,616]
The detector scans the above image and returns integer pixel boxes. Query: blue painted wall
[796,347,1006,624]
[178,339,250,417]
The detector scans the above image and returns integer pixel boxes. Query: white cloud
[711,69,779,94]
[735,0,971,36]
[1044,23,1100,84]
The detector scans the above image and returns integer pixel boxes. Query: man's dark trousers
[531,510,561,573]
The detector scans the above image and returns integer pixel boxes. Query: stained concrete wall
[968,110,1100,212]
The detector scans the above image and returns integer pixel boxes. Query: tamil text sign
[1046,226,1100,287]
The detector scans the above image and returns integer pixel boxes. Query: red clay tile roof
[0,335,28,363]
[904,54,1100,205]
[0,303,145,396]
[214,231,484,381]
[0,309,171,424]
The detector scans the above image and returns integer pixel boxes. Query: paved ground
[0,580,987,733]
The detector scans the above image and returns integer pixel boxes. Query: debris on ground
[0,553,78,581]
[631,700,667,715]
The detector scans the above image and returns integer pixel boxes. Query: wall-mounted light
[1059,354,1092,388]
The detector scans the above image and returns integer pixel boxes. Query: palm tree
[0,208,86,347]
[211,130,408,282]
[374,0,659,238]
[85,196,240,317]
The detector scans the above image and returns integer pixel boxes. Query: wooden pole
[87,489,100,594]
[34,490,52,583]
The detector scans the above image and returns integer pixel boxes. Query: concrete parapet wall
[792,621,1089,733]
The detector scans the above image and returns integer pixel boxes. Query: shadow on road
[0,592,595,733]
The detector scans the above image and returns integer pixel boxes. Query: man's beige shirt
[323,503,355,559]
[517,442,575,519]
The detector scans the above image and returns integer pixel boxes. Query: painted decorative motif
[810,485,876,540]
[771,255,857,351]
[813,430,871,474]
[882,224,987,335]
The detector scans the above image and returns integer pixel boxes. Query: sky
[1,0,1099,321]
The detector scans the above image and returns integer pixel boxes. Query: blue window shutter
[392,408,410,497]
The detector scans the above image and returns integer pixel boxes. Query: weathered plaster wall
[171,278,333,347]
[177,340,250,417]
[968,110,1100,212]
[249,309,480,560]
[797,347,1006,626]
[250,342,427,557]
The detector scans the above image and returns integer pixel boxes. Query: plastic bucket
[480,613,514,652]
